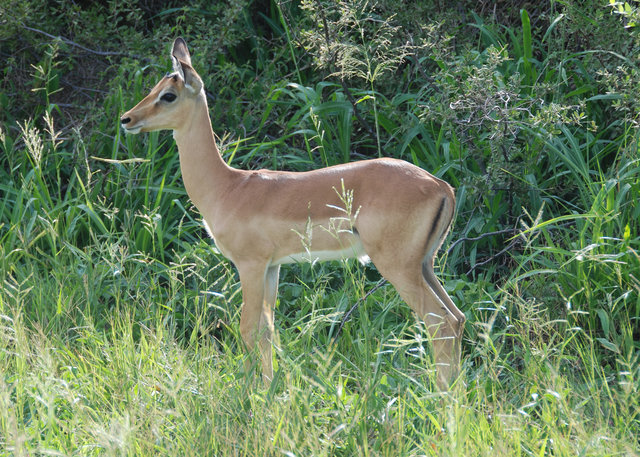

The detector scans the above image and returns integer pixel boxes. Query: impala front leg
[238,263,277,383]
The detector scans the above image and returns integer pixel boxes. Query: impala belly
[204,218,369,266]
[273,237,369,266]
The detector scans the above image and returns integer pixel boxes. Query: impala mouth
[120,114,144,134]
[122,124,143,134]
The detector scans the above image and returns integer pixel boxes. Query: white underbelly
[204,219,370,266]
[273,239,369,266]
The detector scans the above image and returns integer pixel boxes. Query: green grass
[1,113,638,456]
[2,1,640,455]
[1,260,639,456]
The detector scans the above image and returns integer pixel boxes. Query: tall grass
[2,80,638,457]
[1,1,639,455]
[2,258,639,455]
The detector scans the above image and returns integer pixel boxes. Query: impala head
[120,38,204,134]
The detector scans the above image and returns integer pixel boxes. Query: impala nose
[120,116,131,125]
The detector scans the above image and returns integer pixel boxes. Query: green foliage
[1,0,639,455]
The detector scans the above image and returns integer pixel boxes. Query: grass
[2,1,640,455]
[1,268,638,456]
[1,117,638,456]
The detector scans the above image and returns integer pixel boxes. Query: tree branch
[447,226,518,255]
[466,238,519,276]
[333,278,388,342]
[22,24,142,59]
[314,0,378,145]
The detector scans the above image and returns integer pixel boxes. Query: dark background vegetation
[0,0,639,454]
[3,0,638,322]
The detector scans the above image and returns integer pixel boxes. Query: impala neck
[172,93,234,210]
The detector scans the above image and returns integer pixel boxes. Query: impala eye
[160,92,177,103]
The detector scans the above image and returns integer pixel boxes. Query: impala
[121,38,465,389]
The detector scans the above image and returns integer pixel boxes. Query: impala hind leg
[238,264,279,383]
[372,259,462,389]
[422,260,465,371]
[399,271,461,389]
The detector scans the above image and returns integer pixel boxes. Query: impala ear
[171,55,185,80]
[171,37,192,66]
[170,38,203,95]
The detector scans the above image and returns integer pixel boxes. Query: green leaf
[596,309,610,337]
[542,14,565,44]
[596,337,620,354]
[586,94,623,102]
[521,9,532,61]
[521,9,534,84]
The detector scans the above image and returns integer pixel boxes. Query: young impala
[121,38,465,389]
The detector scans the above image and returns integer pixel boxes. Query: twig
[458,220,576,275]
[314,0,378,144]
[339,79,377,140]
[21,24,141,59]
[466,238,520,276]
[447,226,518,255]
[333,278,388,342]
